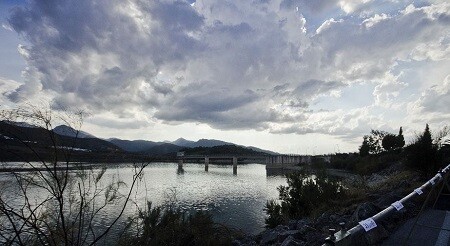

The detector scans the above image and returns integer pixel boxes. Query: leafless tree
[0,105,148,245]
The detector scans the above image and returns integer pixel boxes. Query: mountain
[108,139,161,152]
[5,121,39,128]
[142,143,184,156]
[53,125,96,138]
[48,126,276,156]
[171,138,234,148]
[183,145,269,156]
[245,146,279,155]
[108,136,278,155]
[169,138,277,154]
[195,139,232,147]
[172,138,196,147]
[0,121,122,161]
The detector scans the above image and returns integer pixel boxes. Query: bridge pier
[205,157,209,172]
[233,157,237,175]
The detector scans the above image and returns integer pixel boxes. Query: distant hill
[109,139,161,152]
[172,138,196,147]
[0,121,123,161]
[168,138,277,154]
[195,139,232,147]
[244,146,279,155]
[107,136,278,155]
[171,138,231,148]
[142,143,184,156]
[4,121,39,128]
[183,145,269,156]
[53,125,96,138]
[0,121,277,162]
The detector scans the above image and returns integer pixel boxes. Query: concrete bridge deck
[177,154,308,174]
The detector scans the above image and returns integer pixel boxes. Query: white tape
[359,218,377,232]
[391,201,404,211]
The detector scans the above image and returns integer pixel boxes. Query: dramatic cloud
[410,75,450,116]
[3,0,450,146]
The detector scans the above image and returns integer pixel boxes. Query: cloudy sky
[0,0,449,154]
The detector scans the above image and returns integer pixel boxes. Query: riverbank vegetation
[264,172,346,228]
[118,202,238,246]
[265,124,449,229]
[326,124,450,177]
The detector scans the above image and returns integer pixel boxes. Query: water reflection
[266,167,294,176]
[177,166,185,174]
[1,163,287,235]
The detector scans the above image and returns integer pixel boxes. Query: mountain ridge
[106,137,278,155]
[53,125,96,139]
[1,121,278,156]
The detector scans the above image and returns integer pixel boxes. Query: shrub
[265,172,345,228]
[120,202,236,246]
[405,124,438,177]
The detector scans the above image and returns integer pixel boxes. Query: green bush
[329,153,360,170]
[120,202,236,246]
[265,172,345,228]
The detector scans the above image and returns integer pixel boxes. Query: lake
[0,162,287,238]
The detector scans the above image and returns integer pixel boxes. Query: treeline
[327,124,450,177]
[265,124,450,229]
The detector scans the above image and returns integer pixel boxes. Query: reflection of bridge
[177,154,308,175]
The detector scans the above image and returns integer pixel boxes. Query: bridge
[176,153,308,174]
[323,163,450,246]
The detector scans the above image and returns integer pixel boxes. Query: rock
[350,223,390,245]
[374,191,402,208]
[296,219,311,231]
[296,219,313,235]
[278,230,302,242]
[280,235,305,246]
[302,231,325,245]
[347,202,390,245]
[351,202,381,224]
[259,230,279,245]
[233,236,257,246]
[232,239,242,246]
[316,212,332,225]
[330,214,339,222]
[274,225,289,231]
[288,220,298,230]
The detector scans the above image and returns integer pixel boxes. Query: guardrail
[323,163,450,246]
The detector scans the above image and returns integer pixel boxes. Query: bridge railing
[323,163,450,246]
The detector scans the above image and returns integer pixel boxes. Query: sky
[0,0,449,154]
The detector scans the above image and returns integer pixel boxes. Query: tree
[397,127,405,149]
[359,136,370,156]
[422,124,433,147]
[382,127,405,152]
[405,124,438,177]
[382,134,398,151]
[359,130,387,155]
[0,105,148,245]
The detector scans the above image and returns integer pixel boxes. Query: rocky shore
[234,163,423,246]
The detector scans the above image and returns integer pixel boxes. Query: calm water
[0,163,287,236]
